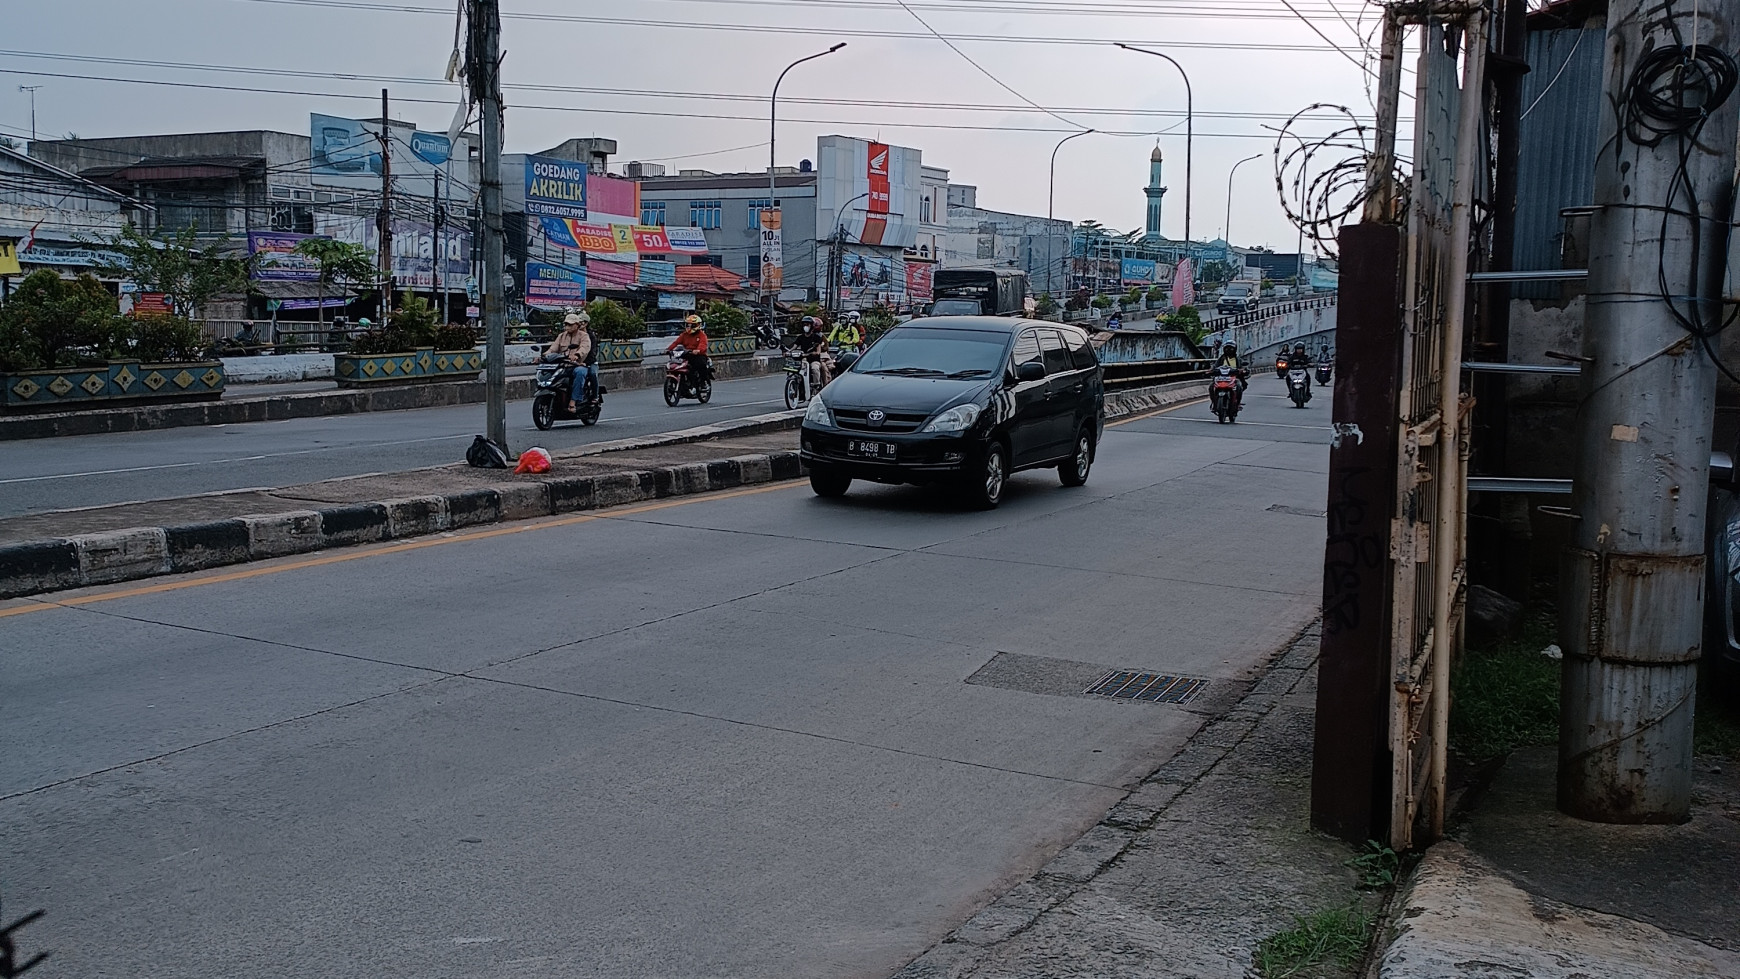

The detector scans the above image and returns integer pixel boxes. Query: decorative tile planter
[333,347,482,388]
[709,335,757,358]
[597,340,646,366]
[2,360,226,413]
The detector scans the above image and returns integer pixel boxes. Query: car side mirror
[1713,451,1737,491]
[1017,361,1047,382]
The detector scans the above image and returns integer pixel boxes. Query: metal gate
[1383,10,1486,849]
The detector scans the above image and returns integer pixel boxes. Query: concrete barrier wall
[1206,302,1338,362]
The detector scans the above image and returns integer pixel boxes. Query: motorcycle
[1275,353,1291,379]
[1286,367,1312,408]
[1315,361,1333,386]
[755,319,781,350]
[531,359,603,430]
[664,349,713,406]
[1208,366,1243,424]
[782,347,858,410]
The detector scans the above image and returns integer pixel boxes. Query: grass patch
[1449,605,1560,763]
[1254,905,1373,978]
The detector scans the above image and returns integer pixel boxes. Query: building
[1143,145,1167,240]
[0,144,142,284]
[941,184,1073,296]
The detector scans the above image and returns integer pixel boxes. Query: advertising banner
[310,113,456,197]
[525,262,587,310]
[904,263,933,302]
[656,292,697,311]
[132,293,172,315]
[0,239,19,276]
[248,231,323,282]
[663,227,708,255]
[539,218,706,258]
[524,154,588,219]
[840,250,895,297]
[815,135,923,251]
[637,260,677,286]
[313,214,471,290]
[759,209,783,292]
[1120,258,1158,285]
[862,142,892,246]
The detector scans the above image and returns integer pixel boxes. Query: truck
[1216,278,1261,315]
[930,268,1028,317]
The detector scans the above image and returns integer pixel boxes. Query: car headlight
[804,397,834,426]
[922,403,981,433]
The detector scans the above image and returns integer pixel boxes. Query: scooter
[1209,366,1243,424]
[1315,361,1333,386]
[532,359,603,429]
[1286,367,1312,408]
[664,350,713,406]
[1275,353,1291,379]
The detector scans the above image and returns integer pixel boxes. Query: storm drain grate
[1084,671,1209,704]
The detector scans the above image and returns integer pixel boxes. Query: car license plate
[848,440,896,459]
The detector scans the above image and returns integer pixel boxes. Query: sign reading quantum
[524,155,588,219]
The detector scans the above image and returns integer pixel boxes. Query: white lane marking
[1164,416,1332,432]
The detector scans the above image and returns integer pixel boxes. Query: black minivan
[799,316,1105,508]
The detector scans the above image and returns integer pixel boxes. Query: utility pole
[18,85,41,143]
[1560,0,1739,822]
[434,168,447,323]
[378,88,395,319]
[469,0,508,450]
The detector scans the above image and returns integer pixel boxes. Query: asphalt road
[0,374,790,519]
[1,375,1331,978]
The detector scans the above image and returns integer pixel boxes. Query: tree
[93,224,249,319]
[584,298,644,341]
[698,299,750,337]
[1201,260,1238,286]
[294,238,377,333]
[0,270,128,370]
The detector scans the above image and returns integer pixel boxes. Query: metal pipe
[1467,268,1588,282]
[1049,129,1094,297]
[1223,153,1261,247]
[1428,8,1488,841]
[768,43,845,333]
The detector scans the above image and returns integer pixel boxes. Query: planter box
[2,360,225,413]
[333,347,482,388]
[597,340,645,366]
[709,335,757,358]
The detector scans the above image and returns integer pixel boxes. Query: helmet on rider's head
[563,312,583,326]
[357,317,372,327]
[684,314,702,328]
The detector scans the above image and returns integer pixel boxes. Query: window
[746,198,772,229]
[921,194,933,224]
[1038,330,1074,375]
[157,202,225,235]
[642,201,666,226]
[271,205,314,234]
[1063,329,1097,370]
[1011,332,1042,373]
[690,200,722,229]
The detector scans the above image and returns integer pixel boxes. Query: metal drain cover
[1085,671,1208,704]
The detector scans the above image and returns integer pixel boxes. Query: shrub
[129,314,206,362]
[699,300,751,337]
[1065,289,1090,312]
[1034,293,1059,318]
[1090,294,1112,310]
[0,270,128,370]
[1147,284,1166,302]
[860,304,897,342]
[348,327,418,356]
[431,323,477,350]
[387,292,440,347]
[585,298,644,341]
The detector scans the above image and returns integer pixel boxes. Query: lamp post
[1048,129,1094,297]
[1115,44,1192,252]
[1223,153,1261,248]
[828,191,869,313]
[18,85,41,142]
[1271,127,1309,286]
[768,42,846,334]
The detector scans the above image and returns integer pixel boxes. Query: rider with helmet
[545,311,599,412]
[667,314,712,385]
[827,313,865,355]
[793,316,830,390]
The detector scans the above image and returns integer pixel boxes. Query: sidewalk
[894,625,1387,979]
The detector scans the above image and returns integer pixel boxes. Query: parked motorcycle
[1209,366,1243,424]
[664,350,713,406]
[1286,367,1312,408]
[532,360,602,429]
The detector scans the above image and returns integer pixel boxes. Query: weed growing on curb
[1449,605,1560,762]
[1254,905,1373,978]
[1345,841,1400,890]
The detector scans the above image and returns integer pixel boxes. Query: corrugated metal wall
[1512,27,1605,298]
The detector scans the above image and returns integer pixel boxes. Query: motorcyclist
[792,316,830,390]
[827,314,864,355]
[1211,341,1250,396]
[667,314,712,389]
[546,311,598,412]
[1107,310,1123,329]
[1288,342,1314,397]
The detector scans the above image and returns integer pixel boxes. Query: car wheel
[532,392,555,431]
[810,466,851,498]
[1059,429,1092,487]
[663,376,681,407]
[960,442,1007,509]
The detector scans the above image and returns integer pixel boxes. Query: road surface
[0,374,790,519]
[1,375,1331,978]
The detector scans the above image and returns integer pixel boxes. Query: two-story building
[0,144,143,287]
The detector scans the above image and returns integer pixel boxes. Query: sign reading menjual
[525,155,588,219]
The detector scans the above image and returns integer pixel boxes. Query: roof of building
[1151,144,1164,163]
[82,155,267,182]
[0,145,138,204]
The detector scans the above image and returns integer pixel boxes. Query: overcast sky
[6,0,1404,250]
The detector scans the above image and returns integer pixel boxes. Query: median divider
[0,377,1202,600]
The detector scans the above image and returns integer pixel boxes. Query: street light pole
[1223,153,1261,247]
[1269,125,1310,286]
[18,85,41,142]
[1116,45,1192,252]
[1048,129,1094,297]
[768,42,846,334]
[828,191,869,314]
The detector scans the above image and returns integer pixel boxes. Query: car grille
[832,409,929,434]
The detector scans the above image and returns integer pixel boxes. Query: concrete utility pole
[470,0,508,450]
[379,88,394,316]
[1560,0,1739,822]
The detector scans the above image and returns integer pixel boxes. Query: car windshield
[1225,286,1249,297]
[852,328,1008,378]
[929,299,982,316]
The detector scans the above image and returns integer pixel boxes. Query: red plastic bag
[514,446,552,474]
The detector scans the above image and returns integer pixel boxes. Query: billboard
[524,154,588,219]
[637,260,677,286]
[538,217,707,258]
[759,209,783,292]
[525,262,586,310]
[905,263,933,302]
[1120,258,1158,285]
[815,135,923,250]
[248,231,322,282]
[309,113,459,197]
[313,214,471,290]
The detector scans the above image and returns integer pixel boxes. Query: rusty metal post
[1312,222,1403,845]
[1559,0,1739,822]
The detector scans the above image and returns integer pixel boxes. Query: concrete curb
[0,377,1185,600]
[0,354,782,441]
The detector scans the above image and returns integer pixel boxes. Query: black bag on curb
[466,435,510,469]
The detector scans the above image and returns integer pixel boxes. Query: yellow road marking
[0,481,802,620]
